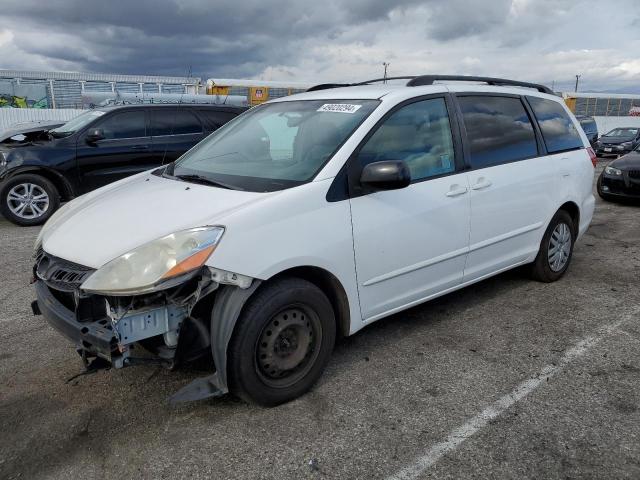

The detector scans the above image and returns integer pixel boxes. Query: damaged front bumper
[32,249,260,403]
[33,280,189,368]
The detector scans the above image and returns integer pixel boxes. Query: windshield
[50,110,106,137]
[169,99,379,191]
[605,128,638,137]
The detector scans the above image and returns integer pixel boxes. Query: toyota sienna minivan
[32,75,595,406]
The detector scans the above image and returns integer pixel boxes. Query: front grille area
[629,170,640,180]
[35,249,95,293]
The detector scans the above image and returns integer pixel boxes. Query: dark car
[597,146,640,201]
[596,127,640,157]
[0,104,246,225]
[576,115,598,147]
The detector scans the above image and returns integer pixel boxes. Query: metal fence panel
[0,108,84,133]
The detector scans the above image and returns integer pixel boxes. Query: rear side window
[198,109,238,131]
[97,111,146,139]
[358,97,456,181]
[527,96,583,153]
[579,119,596,134]
[150,109,203,136]
[458,96,538,168]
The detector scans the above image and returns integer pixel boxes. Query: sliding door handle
[471,177,492,190]
[445,185,468,197]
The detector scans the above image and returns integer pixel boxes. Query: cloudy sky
[1,0,639,93]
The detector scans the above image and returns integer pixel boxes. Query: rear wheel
[227,277,336,406]
[529,210,575,282]
[0,174,60,226]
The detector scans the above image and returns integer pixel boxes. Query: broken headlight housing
[81,226,224,295]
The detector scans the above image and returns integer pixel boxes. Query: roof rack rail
[406,75,554,94]
[306,83,352,92]
[306,75,554,94]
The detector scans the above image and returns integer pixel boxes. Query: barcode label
[317,103,362,114]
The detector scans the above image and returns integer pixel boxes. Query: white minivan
[32,76,596,406]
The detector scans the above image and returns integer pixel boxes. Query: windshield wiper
[173,173,241,190]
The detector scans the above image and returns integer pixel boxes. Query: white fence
[593,116,640,135]
[0,108,83,134]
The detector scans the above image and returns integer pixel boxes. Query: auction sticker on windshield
[317,103,362,113]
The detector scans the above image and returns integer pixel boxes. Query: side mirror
[360,160,411,191]
[85,128,104,144]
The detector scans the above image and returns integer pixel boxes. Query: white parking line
[387,309,639,480]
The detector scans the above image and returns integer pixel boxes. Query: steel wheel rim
[7,183,49,219]
[548,222,572,272]
[255,305,322,388]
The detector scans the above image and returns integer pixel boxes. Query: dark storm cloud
[1,0,639,92]
[426,0,512,41]
[0,0,429,77]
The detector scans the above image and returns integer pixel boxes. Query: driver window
[358,98,455,181]
[95,111,146,140]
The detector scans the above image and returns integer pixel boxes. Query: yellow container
[249,87,269,105]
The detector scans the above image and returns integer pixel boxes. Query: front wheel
[0,174,60,226]
[227,277,336,406]
[529,210,576,283]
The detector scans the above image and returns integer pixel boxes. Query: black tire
[529,210,576,283]
[0,174,60,226]
[227,277,336,406]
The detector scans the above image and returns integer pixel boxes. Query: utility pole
[574,74,581,92]
[383,62,390,84]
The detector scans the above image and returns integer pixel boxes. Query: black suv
[0,104,246,226]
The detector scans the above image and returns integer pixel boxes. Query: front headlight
[604,166,623,176]
[81,226,224,295]
[621,141,633,147]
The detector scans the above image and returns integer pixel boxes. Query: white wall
[0,108,83,134]
[593,116,640,135]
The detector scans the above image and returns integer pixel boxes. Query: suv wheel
[529,210,575,282]
[227,277,336,406]
[0,174,60,226]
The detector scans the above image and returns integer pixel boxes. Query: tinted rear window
[458,95,538,168]
[150,109,202,136]
[579,119,596,133]
[528,96,583,153]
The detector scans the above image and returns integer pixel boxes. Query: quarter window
[527,96,583,153]
[458,96,538,168]
[97,111,146,139]
[150,109,202,136]
[198,110,237,131]
[358,98,456,181]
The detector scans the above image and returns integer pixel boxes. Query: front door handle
[445,184,468,197]
[471,177,492,190]
[130,145,149,150]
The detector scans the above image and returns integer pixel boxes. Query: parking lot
[0,162,639,480]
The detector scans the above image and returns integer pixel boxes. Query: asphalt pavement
[1,162,639,479]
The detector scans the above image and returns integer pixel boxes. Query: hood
[42,172,271,268]
[0,121,64,143]
[609,151,640,169]
[599,135,635,144]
